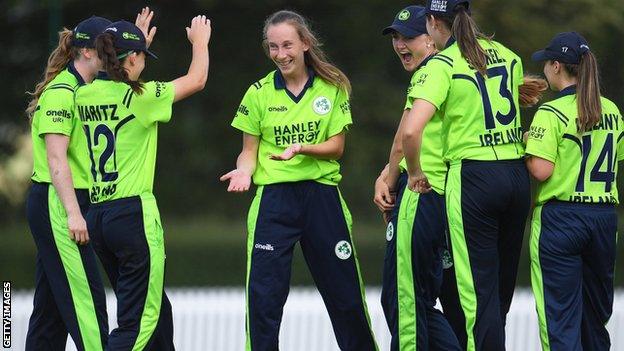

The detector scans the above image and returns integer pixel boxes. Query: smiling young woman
[375,5,461,351]
[221,10,377,351]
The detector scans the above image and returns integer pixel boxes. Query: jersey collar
[417,54,435,71]
[67,61,86,86]
[557,85,576,98]
[445,37,456,49]
[274,66,316,103]
[95,71,110,80]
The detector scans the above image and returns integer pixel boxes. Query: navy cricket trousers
[446,159,530,351]
[531,201,617,351]
[245,181,377,351]
[381,173,460,350]
[26,182,108,351]
[88,193,174,351]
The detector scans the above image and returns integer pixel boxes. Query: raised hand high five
[135,6,157,48]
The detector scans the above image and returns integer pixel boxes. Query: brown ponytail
[434,5,491,77]
[563,52,601,133]
[95,33,144,94]
[519,75,548,107]
[452,6,488,76]
[26,29,78,120]
[263,10,351,95]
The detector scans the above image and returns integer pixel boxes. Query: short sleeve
[327,88,353,137]
[615,107,624,161]
[231,85,262,136]
[410,58,452,110]
[514,56,524,86]
[404,72,418,110]
[132,81,175,127]
[617,132,624,161]
[525,109,561,162]
[37,87,75,136]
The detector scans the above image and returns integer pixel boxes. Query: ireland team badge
[335,240,352,260]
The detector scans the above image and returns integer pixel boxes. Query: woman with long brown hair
[221,10,377,351]
[25,15,111,351]
[527,32,622,351]
[75,15,210,350]
[397,0,544,349]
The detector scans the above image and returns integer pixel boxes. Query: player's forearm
[48,154,81,217]
[172,42,209,102]
[387,152,402,189]
[388,135,404,183]
[378,164,389,182]
[236,149,257,177]
[187,42,209,90]
[299,133,345,160]
[389,109,408,163]
[402,127,424,177]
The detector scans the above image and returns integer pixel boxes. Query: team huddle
[24,0,621,350]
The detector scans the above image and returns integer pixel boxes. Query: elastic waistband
[543,200,616,210]
[448,158,525,168]
[89,195,141,209]
[31,181,89,195]
[264,180,337,189]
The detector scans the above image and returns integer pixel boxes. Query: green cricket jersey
[74,78,175,203]
[31,62,91,189]
[411,39,525,162]
[231,69,352,186]
[526,86,624,204]
[401,55,447,194]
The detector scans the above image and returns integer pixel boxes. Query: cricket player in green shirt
[221,10,377,351]
[376,5,461,351]
[25,16,111,351]
[527,32,622,351]
[399,0,537,349]
[75,16,210,350]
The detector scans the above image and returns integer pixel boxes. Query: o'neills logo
[268,106,288,112]
[255,243,274,251]
[273,121,320,146]
[46,109,71,118]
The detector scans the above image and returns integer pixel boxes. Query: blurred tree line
[1,0,624,220]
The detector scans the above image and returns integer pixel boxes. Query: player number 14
[576,133,615,193]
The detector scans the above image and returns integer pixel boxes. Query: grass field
[2,216,622,289]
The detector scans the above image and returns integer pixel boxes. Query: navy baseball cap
[382,6,428,38]
[72,16,112,48]
[531,32,590,65]
[425,0,471,16]
[103,20,158,59]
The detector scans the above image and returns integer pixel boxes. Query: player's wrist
[294,143,304,154]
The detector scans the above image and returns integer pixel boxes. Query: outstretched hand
[269,144,302,161]
[135,7,157,48]
[220,169,251,192]
[186,15,211,46]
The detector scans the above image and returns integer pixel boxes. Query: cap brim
[144,49,158,59]
[381,24,426,38]
[531,50,551,62]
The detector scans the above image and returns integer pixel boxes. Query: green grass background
[2,216,622,289]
